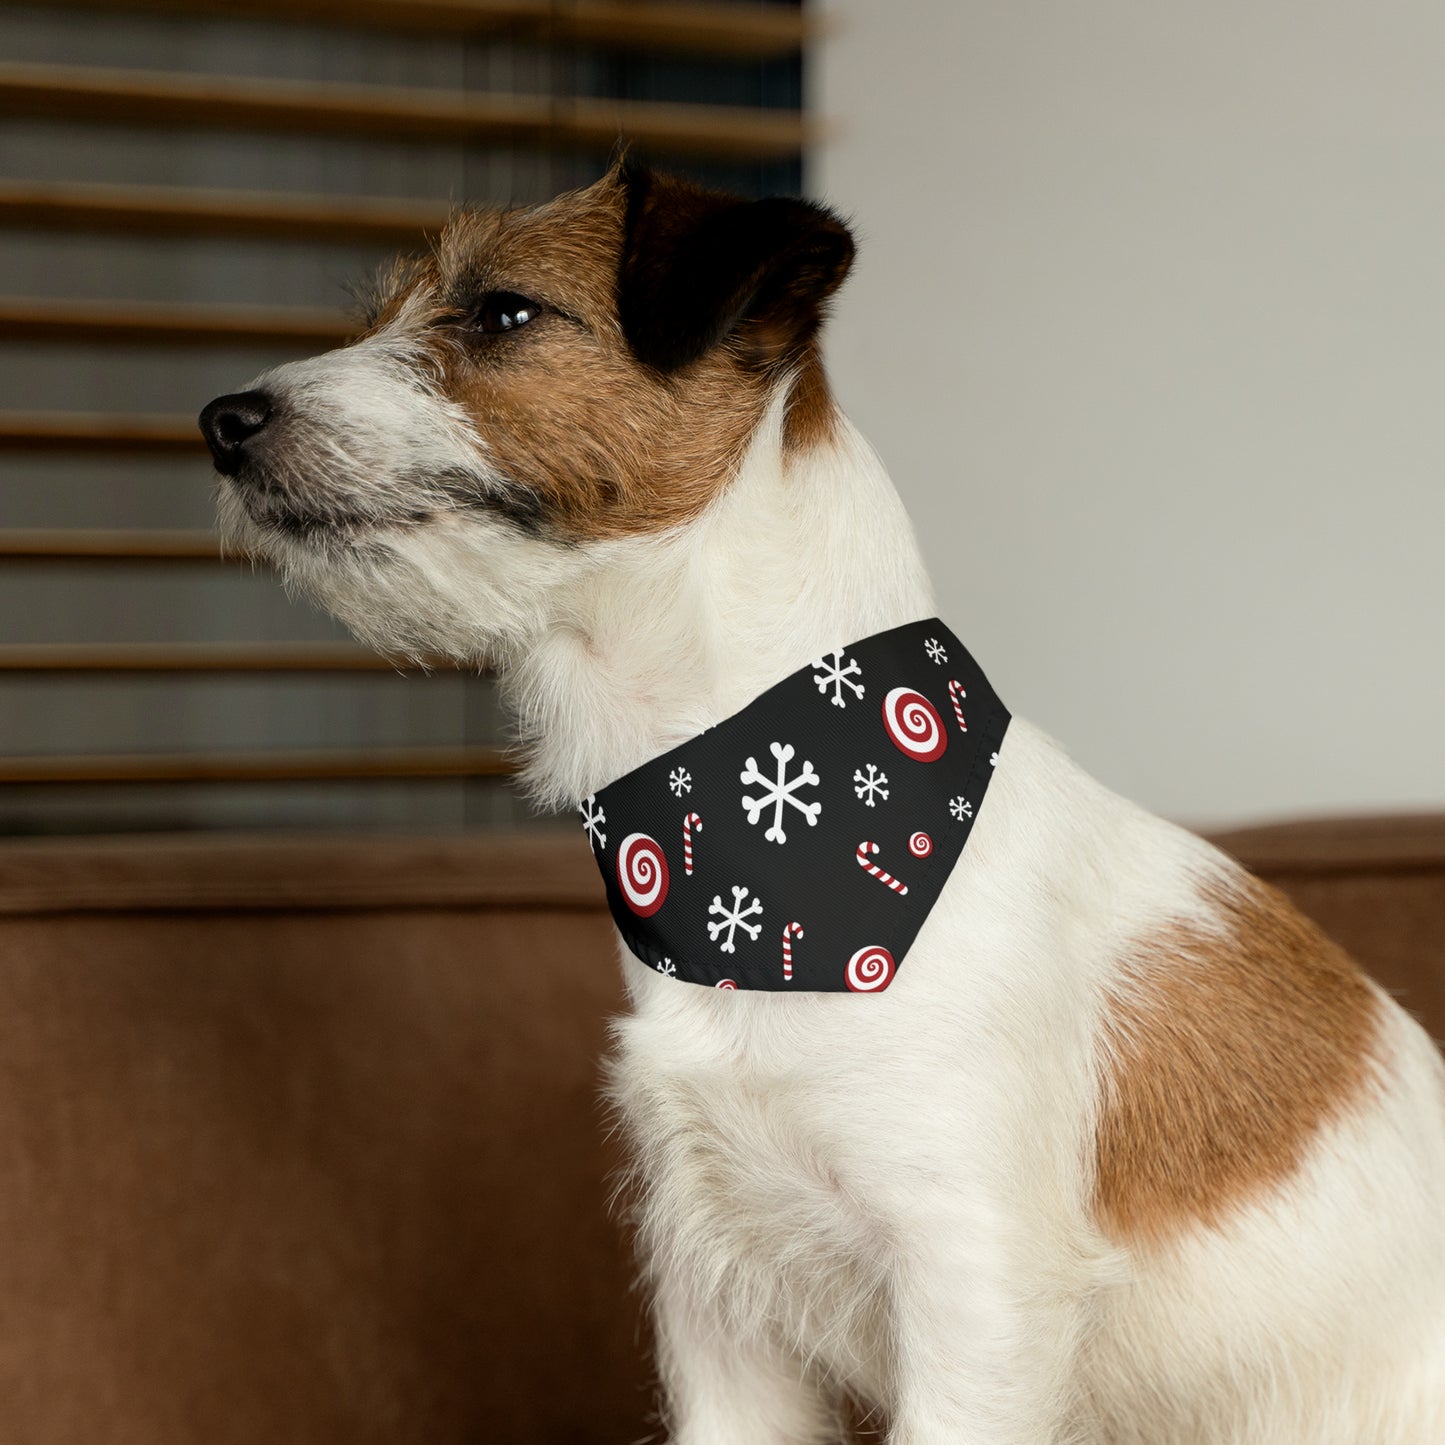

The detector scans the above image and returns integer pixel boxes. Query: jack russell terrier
[200,162,1445,1444]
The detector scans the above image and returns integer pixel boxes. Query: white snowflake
[655,957,677,977]
[812,649,864,707]
[669,766,692,797]
[740,741,822,844]
[706,885,764,953]
[579,794,606,850]
[853,763,890,807]
[950,795,974,822]
[924,637,948,665]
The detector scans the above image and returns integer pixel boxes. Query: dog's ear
[617,162,855,374]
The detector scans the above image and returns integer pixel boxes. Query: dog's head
[199,163,854,662]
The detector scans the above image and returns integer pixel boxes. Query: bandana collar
[579,618,1009,992]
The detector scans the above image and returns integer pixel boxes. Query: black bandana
[579,618,1009,992]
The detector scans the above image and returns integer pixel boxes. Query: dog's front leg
[882,1212,1093,1445]
[652,1272,845,1445]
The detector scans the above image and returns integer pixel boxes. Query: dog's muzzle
[199,390,273,476]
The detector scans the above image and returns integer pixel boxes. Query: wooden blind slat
[544,0,810,57]
[0,529,227,561]
[0,297,353,348]
[0,62,812,161]
[0,0,810,58]
[0,180,448,245]
[0,745,512,783]
[0,643,428,672]
[0,412,202,452]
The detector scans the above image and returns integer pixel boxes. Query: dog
[200,162,1445,1444]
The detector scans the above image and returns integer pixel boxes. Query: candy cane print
[781,921,804,981]
[948,679,968,733]
[682,811,703,876]
[856,840,909,896]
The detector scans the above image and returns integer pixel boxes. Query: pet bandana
[579,618,1009,992]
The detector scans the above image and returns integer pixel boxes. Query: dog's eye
[471,291,543,334]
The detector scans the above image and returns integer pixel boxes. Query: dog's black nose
[199,390,273,475]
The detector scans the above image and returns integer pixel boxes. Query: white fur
[220,348,1445,1444]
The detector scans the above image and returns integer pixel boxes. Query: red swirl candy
[845,945,896,993]
[882,687,947,762]
[617,832,669,917]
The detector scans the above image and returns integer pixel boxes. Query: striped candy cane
[948,679,968,732]
[781,921,803,981]
[856,840,909,896]
[682,811,703,875]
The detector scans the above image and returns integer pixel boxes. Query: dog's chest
[611,1006,892,1387]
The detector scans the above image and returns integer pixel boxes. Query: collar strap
[579,618,1009,992]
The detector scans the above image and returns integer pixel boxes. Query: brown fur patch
[365,171,842,542]
[1093,871,1382,1247]
[782,343,840,454]
[436,184,769,540]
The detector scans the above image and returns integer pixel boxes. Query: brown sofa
[0,817,1440,1443]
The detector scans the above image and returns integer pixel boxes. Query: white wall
[813,1,1445,828]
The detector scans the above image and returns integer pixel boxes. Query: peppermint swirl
[845,945,896,993]
[617,832,669,917]
[881,687,947,762]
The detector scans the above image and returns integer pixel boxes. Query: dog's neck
[502,394,937,809]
